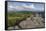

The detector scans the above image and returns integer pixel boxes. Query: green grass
[8,11,32,27]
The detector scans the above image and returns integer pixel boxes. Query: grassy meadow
[8,11,32,27]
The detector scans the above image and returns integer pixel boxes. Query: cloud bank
[8,2,44,12]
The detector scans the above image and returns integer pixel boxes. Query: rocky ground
[8,13,45,30]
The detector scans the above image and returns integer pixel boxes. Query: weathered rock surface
[8,13,45,29]
[8,27,14,30]
[8,26,20,30]
[19,13,45,28]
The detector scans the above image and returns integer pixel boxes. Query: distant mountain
[8,10,44,13]
[8,7,44,12]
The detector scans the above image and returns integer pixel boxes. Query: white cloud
[8,5,13,8]
[22,4,35,9]
[30,4,35,8]
[8,5,16,11]
[8,3,44,12]
[15,6,24,10]
[8,4,35,11]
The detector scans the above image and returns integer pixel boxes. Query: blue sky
[8,2,44,12]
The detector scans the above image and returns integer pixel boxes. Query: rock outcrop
[8,13,45,29]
